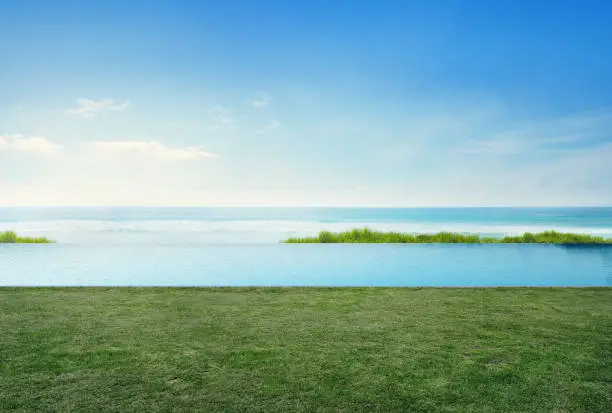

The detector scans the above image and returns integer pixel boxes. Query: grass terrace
[1,287,610,412]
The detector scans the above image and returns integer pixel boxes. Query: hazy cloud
[256,120,281,134]
[0,134,216,160]
[66,98,131,118]
[251,91,272,108]
[0,134,62,154]
[206,106,238,132]
[461,108,612,156]
[81,140,217,160]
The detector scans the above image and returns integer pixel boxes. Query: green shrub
[0,231,18,243]
[318,231,335,243]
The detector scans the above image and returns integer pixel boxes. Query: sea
[1,207,611,287]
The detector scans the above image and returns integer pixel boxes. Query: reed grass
[0,231,54,244]
[283,228,612,244]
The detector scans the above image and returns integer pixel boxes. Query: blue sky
[1,0,611,206]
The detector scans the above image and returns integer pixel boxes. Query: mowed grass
[1,288,610,412]
[284,228,612,244]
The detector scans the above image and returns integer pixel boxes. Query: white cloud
[256,120,281,134]
[0,134,215,161]
[0,135,218,206]
[251,91,272,108]
[206,106,238,132]
[66,98,131,118]
[82,140,217,160]
[0,134,62,154]
[207,117,236,132]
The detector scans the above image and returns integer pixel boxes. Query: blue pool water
[1,207,611,287]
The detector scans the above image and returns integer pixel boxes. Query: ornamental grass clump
[0,231,54,244]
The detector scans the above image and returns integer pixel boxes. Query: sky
[1,0,611,206]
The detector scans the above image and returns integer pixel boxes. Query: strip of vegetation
[283,228,612,244]
[0,231,54,244]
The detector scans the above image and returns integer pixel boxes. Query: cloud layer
[0,134,62,153]
[82,141,216,160]
[256,120,281,134]
[66,98,131,118]
[0,135,215,160]
[2,94,611,206]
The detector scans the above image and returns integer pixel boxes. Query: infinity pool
[1,243,610,287]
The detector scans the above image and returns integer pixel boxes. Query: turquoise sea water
[1,207,611,286]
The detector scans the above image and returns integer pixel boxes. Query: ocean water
[1,207,611,287]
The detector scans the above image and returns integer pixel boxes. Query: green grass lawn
[1,288,610,412]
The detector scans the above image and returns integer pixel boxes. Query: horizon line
[1,205,611,209]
